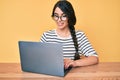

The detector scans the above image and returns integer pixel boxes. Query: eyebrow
[54,13,66,16]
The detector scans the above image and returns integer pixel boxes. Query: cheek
[64,20,69,26]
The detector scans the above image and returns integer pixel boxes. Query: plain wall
[0,0,120,62]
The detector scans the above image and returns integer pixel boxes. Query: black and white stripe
[40,30,98,59]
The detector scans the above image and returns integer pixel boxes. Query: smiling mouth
[57,22,64,26]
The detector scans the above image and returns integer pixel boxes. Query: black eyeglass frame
[52,13,68,21]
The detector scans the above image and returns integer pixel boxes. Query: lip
[57,22,64,26]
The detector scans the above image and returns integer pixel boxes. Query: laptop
[18,41,72,77]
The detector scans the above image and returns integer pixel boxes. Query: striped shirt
[40,30,98,59]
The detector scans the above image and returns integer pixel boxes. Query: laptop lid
[18,41,65,76]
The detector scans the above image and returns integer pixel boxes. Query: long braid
[69,25,80,60]
[51,0,80,60]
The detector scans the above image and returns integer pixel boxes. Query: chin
[57,26,65,30]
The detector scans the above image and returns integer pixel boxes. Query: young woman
[40,0,99,69]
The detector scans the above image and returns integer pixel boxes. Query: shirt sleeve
[40,32,47,42]
[77,31,98,57]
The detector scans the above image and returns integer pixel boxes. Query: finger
[64,62,70,69]
[64,63,69,69]
[64,61,73,69]
[64,59,74,69]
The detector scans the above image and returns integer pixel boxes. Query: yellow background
[0,0,120,63]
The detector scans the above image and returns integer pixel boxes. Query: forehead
[54,7,64,15]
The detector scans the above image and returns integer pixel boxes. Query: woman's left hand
[64,58,76,69]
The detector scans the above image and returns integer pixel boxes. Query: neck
[56,28,70,38]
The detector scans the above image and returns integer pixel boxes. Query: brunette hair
[52,0,80,60]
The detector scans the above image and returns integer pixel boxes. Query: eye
[53,13,59,17]
[54,15,59,18]
[62,14,67,17]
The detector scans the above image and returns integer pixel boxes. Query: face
[53,7,68,30]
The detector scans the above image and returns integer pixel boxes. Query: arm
[74,56,99,67]
[64,56,99,69]
[64,31,99,69]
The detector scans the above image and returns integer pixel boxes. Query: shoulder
[76,30,85,36]
[40,30,56,41]
[42,30,56,36]
[43,30,55,34]
[41,30,57,38]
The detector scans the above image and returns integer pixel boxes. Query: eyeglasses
[52,13,67,21]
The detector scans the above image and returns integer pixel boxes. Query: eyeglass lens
[53,13,67,21]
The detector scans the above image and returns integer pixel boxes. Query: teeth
[58,23,63,26]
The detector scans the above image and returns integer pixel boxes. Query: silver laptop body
[18,41,71,77]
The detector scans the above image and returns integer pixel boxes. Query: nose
[57,17,62,22]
